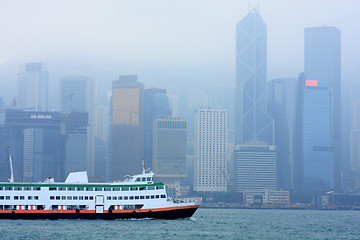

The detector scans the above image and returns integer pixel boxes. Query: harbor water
[1,208,359,239]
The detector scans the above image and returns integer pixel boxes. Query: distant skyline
[0,0,359,109]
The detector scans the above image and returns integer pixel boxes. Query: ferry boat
[0,151,201,220]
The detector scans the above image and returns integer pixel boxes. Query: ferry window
[85,196,89,200]
[129,196,134,200]
[161,195,166,198]
[5,187,12,191]
[112,187,120,191]
[135,178,141,182]
[34,196,39,200]
[73,196,78,200]
[62,196,66,200]
[147,177,151,181]
[89,196,94,200]
[79,196,83,200]
[67,196,72,200]
[56,196,60,200]
[156,186,164,190]
[86,187,93,191]
[151,195,155,199]
[24,187,31,191]
[112,196,117,200]
[76,187,84,191]
[148,186,155,190]
[140,196,144,199]
[33,187,41,191]
[14,196,19,200]
[49,187,56,191]
[107,196,111,200]
[5,196,10,200]
[28,196,32,200]
[104,188,111,191]
[14,187,22,191]
[4,205,10,210]
[20,196,25,200]
[0,196,4,200]
[67,187,75,191]
[50,196,55,200]
[124,196,128,200]
[58,187,66,191]
[130,187,138,191]
[118,196,123,200]
[142,177,146,182]
[139,187,146,191]
[135,196,139,200]
[122,187,129,191]
[156,195,160,199]
[146,196,150,199]
[95,187,102,191]
[0,187,2,190]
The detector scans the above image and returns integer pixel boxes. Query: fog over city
[1,0,360,209]
[0,0,359,107]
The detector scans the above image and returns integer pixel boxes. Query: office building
[64,112,89,178]
[152,118,187,181]
[298,26,341,193]
[268,78,297,190]
[17,62,48,111]
[60,75,95,176]
[235,7,274,145]
[144,88,170,167]
[194,107,227,192]
[233,145,276,192]
[295,75,333,194]
[111,75,144,180]
[350,100,360,172]
[4,110,65,182]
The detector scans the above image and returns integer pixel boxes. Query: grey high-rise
[17,62,48,111]
[235,8,273,145]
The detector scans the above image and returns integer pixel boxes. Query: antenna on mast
[142,159,146,174]
[7,145,14,183]
[249,0,260,13]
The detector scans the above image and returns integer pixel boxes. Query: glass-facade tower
[235,9,273,145]
[303,26,341,192]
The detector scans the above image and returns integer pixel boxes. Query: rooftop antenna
[249,0,260,13]
[7,145,14,183]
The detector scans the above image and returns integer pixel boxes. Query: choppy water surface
[1,209,359,239]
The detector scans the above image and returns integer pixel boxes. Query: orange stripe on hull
[0,205,199,214]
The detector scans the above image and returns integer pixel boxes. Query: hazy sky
[0,0,359,107]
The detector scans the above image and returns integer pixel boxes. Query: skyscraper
[111,75,144,180]
[234,7,276,192]
[152,118,187,180]
[350,100,360,172]
[60,75,95,176]
[144,88,170,167]
[17,62,48,111]
[268,78,297,190]
[64,112,89,178]
[235,8,274,145]
[60,75,95,114]
[194,107,227,192]
[295,76,333,194]
[4,110,65,182]
[302,26,341,192]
